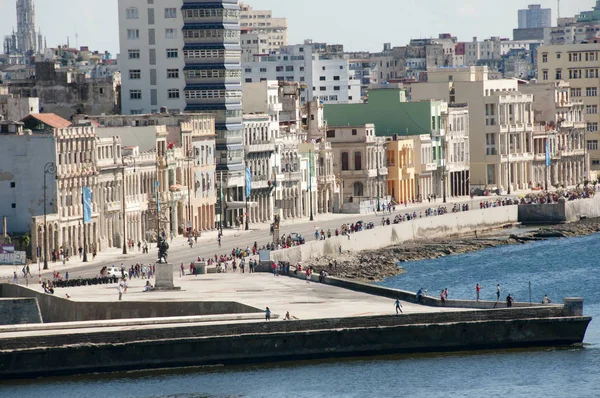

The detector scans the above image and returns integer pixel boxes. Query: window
[166,48,178,58]
[320,76,326,81]
[128,49,140,59]
[587,123,599,133]
[542,70,548,80]
[165,28,177,39]
[354,151,362,171]
[586,105,598,114]
[129,69,141,79]
[587,140,599,150]
[593,160,600,166]
[322,66,326,71]
[167,69,179,79]
[245,78,252,83]
[333,76,340,81]
[586,87,598,97]
[164,7,177,18]
[352,129,357,136]
[334,86,340,91]
[285,66,294,72]
[326,130,335,138]
[341,152,349,171]
[245,67,252,73]
[571,88,582,97]
[275,66,283,72]
[168,89,180,99]
[126,7,139,19]
[11,203,16,209]
[556,69,562,80]
[127,29,140,40]
[130,90,142,100]
[319,87,326,91]
[10,182,15,188]
[260,67,267,72]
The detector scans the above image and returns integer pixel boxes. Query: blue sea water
[2,234,599,398]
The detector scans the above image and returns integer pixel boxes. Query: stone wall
[0,298,42,325]
[519,195,600,224]
[0,284,262,323]
[268,206,518,264]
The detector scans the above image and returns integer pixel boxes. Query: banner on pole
[245,167,252,199]
[83,186,92,224]
[545,139,551,167]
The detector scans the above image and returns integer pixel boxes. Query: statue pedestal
[154,262,181,291]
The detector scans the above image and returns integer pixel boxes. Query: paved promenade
[0,193,519,283]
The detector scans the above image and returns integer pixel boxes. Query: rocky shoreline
[312,218,600,282]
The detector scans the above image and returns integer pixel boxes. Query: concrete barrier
[519,195,600,224]
[0,284,262,323]
[0,298,42,325]
[268,206,518,265]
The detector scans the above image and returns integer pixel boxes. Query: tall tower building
[239,2,288,52]
[16,0,37,54]
[518,4,552,29]
[119,0,245,226]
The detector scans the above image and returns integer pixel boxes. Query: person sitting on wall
[416,288,426,303]
[542,294,552,304]
[143,281,154,292]
[440,290,446,304]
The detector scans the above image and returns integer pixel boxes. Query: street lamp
[121,156,136,255]
[43,162,57,270]
[309,149,314,222]
[186,149,194,235]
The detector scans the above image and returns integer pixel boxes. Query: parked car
[106,266,122,278]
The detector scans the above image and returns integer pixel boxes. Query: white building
[243,40,361,104]
[518,4,552,29]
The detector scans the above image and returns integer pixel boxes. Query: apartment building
[239,2,287,52]
[242,40,361,104]
[538,42,600,178]
[412,66,535,193]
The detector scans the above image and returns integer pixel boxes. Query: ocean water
[2,234,599,398]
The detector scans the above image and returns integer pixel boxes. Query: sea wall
[0,298,42,325]
[268,206,518,265]
[0,307,590,379]
[0,284,262,323]
[519,195,600,224]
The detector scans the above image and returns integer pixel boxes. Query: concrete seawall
[519,195,600,224]
[0,307,590,379]
[0,298,42,325]
[269,206,518,264]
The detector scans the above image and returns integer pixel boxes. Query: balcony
[245,140,276,154]
[269,103,283,113]
[500,152,535,163]
[280,171,302,182]
[105,202,121,213]
[341,170,370,178]
[424,163,437,172]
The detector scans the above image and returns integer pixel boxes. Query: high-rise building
[518,4,552,29]
[239,3,287,52]
[118,0,245,227]
[16,0,38,54]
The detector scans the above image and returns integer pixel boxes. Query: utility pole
[81,184,88,263]
[309,149,314,221]
[43,162,56,270]
[507,126,512,195]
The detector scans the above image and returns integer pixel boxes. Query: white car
[106,267,122,278]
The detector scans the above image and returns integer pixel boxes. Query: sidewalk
[0,227,254,281]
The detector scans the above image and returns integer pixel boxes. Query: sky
[0,0,594,56]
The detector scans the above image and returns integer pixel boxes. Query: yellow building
[386,137,416,204]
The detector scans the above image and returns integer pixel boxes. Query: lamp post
[309,149,314,222]
[121,156,136,255]
[43,162,57,270]
[442,135,447,203]
[186,149,194,235]
[507,127,512,195]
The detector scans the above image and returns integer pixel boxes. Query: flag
[545,139,551,167]
[245,167,252,199]
[82,187,92,224]
[155,180,161,212]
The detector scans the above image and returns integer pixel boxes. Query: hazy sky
[0,0,593,56]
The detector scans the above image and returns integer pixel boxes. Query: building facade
[412,66,535,193]
[538,42,600,179]
[242,40,361,104]
[239,2,287,52]
[118,0,244,228]
[518,4,552,29]
[386,136,416,204]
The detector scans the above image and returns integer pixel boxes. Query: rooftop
[21,113,72,129]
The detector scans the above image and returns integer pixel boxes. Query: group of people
[520,187,596,205]
[479,198,518,209]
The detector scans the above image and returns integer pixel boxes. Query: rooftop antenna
[557,0,560,20]
[75,24,79,49]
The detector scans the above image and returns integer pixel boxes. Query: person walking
[476,283,482,301]
[395,299,403,314]
[117,279,124,301]
[265,307,271,321]
[13,271,18,285]
[506,294,514,308]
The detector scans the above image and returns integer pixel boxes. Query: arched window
[341,152,349,171]
[354,151,362,170]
